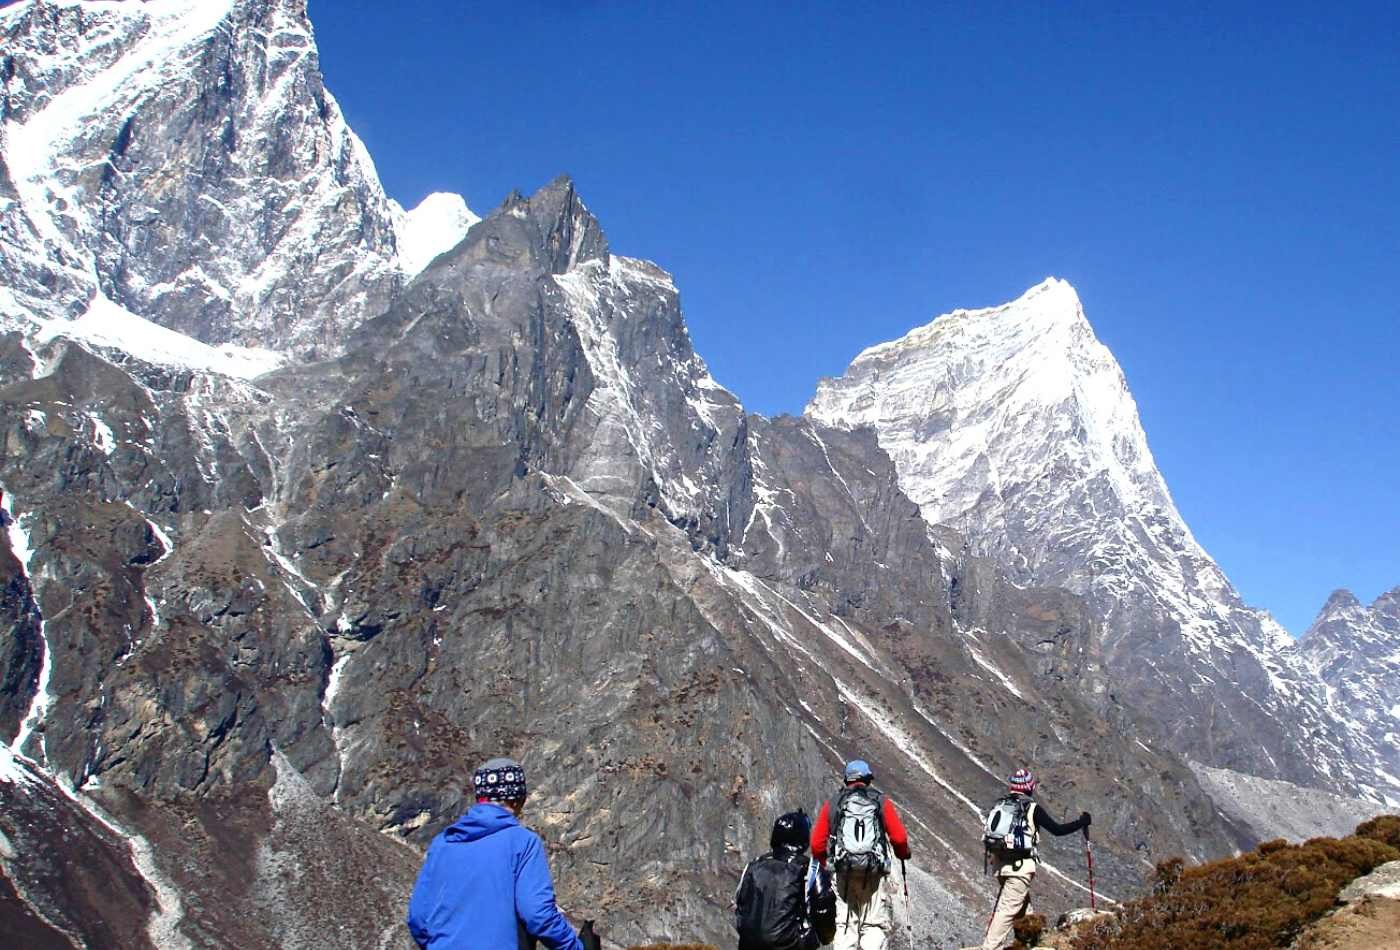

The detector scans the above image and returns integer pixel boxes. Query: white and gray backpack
[829,786,889,876]
[982,794,1036,863]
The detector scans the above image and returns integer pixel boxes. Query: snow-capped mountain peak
[1300,586,1400,792]
[392,191,480,278]
[807,279,1394,799]
[1304,587,1400,669]
[808,276,1175,542]
[1319,588,1364,616]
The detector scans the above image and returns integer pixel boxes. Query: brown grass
[1067,815,1400,949]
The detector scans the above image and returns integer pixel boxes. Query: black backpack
[734,850,814,949]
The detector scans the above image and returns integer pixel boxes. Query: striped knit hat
[1008,768,1037,794]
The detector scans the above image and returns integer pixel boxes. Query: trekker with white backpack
[965,768,1091,950]
[810,760,912,950]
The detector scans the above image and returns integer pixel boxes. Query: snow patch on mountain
[2,489,52,764]
[392,192,480,278]
[0,744,40,788]
[962,631,1025,699]
[36,293,285,379]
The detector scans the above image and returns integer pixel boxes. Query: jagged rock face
[806,279,1393,802]
[0,0,417,356]
[1302,588,1400,786]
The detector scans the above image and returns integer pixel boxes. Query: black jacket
[1027,798,1089,837]
[734,847,834,950]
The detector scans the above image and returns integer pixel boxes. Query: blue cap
[843,760,873,782]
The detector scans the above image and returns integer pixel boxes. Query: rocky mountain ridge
[0,1,1393,948]
[1300,587,1400,791]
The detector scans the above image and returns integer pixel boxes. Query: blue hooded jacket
[407,803,583,950]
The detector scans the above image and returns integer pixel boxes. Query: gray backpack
[982,795,1035,859]
[829,786,889,876]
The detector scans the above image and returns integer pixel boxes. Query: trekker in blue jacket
[407,757,585,950]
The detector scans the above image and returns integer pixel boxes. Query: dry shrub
[1069,816,1400,949]
[1011,912,1047,947]
[1152,856,1183,895]
[1357,814,1400,850]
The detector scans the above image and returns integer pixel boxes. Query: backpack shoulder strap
[868,787,886,828]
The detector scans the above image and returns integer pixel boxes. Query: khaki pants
[973,873,1032,950]
[833,870,891,950]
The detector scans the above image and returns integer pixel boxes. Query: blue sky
[316,1,1398,634]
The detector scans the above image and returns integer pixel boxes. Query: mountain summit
[1302,586,1400,787]
[808,279,1395,801]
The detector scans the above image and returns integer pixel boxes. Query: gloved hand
[580,920,602,950]
[1080,811,1092,827]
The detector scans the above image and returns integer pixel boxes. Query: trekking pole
[1083,828,1097,911]
[900,859,915,949]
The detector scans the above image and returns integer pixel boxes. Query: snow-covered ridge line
[850,276,1072,363]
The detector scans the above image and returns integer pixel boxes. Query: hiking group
[735,759,912,950]
[405,755,1090,950]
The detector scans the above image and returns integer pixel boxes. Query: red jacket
[810,787,911,865]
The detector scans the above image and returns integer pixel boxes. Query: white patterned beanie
[474,756,528,802]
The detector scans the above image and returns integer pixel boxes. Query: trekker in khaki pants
[811,760,913,950]
[967,768,1091,950]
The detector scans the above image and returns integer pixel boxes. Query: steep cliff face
[806,279,1395,804]
[0,0,474,356]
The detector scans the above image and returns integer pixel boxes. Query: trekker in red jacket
[810,760,912,950]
